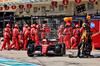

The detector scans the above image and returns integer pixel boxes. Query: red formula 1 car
[27,39,66,57]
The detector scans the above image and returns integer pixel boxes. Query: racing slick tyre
[61,43,66,55]
[56,44,65,56]
[82,43,92,57]
[55,44,62,53]
[27,44,34,57]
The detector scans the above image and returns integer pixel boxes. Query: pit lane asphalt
[0,39,100,66]
[0,50,100,66]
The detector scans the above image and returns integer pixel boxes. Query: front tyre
[56,43,66,56]
[27,44,34,57]
[61,43,66,55]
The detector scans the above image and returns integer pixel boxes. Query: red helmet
[25,24,29,28]
[31,24,36,28]
[4,28,8,32]
[33,24,36,27]
[6,24,10,28]
[16,24,19,27]
[60,25,64,28]
[71,37,76,43]
[65,23,70,27]
[14,24,19,28]
[28,27,30,30]
[36,24,40,28]
[76,24,79,28]
[43,24,46,27]
[31,25,33,28]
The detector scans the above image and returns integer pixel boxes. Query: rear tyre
[83,43,92,56]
